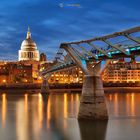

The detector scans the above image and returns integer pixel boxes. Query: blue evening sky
[0,0,139,60]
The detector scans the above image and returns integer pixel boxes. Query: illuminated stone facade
[48,67,83,84]
[18,27,40,61]
[0,62,32,83]
[19,60,41,83]
[102,61,140,83]
[47,61,140,84]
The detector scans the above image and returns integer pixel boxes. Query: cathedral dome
[21,38,36,47]
[18,27,40,61]
[21,28,37,51]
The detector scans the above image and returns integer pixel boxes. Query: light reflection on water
[106,93,139,118]
[0,92,140,140]
[1,93,7,128]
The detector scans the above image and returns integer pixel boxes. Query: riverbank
[0,83,83,89]
[104,87,140,93]
[0,87,140,94]
[50,87,140,94]
[0,83,41,89]
[0,83,140,93]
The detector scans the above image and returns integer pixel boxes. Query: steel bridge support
[61,44,109,120]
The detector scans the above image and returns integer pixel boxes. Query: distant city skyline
[0,0,139,60]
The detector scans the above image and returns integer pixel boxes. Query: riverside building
[47,60,140,84]
[0,62,32,83]
[48,67,83,84]
[102,60,140,84]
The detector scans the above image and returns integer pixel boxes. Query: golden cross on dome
[28,26,30,32]
[26,26,31,39]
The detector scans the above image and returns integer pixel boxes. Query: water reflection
[38,93,43,129]
[114,94,119,116]
[2,93,7,128]
[78,120,108,140]
[64,93,68,118]
[106,93,139,118]
[1,92,140,140]
[16,97,29,140]
[47,95,51,122]
[24,94,28,113]
[131,94,135,116]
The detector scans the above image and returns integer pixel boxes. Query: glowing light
[79,71,83,73]
[76,77,79,82]
[38,76,42,80]
[3,79,6,83]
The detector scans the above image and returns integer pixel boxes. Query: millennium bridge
[41,26,140,120]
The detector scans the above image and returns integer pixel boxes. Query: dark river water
[0,90,140,140]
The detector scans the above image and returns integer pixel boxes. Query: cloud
[0,0,139,60]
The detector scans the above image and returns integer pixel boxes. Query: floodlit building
[0,62,32,83]
[102,61,140,83]
[40,53,47,62]
[48,67,84,84]
[18,27,41,83]
[48,60,140,84]
[18,27,40,61]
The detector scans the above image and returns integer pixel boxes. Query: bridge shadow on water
[78,120,108,140]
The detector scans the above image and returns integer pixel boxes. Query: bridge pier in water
[60,44,110,120]
[41,77,49,94]
[78,75,108,120]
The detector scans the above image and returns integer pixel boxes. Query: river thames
[0,90,140,140]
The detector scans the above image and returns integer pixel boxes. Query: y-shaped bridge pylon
[61,44,110,120]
